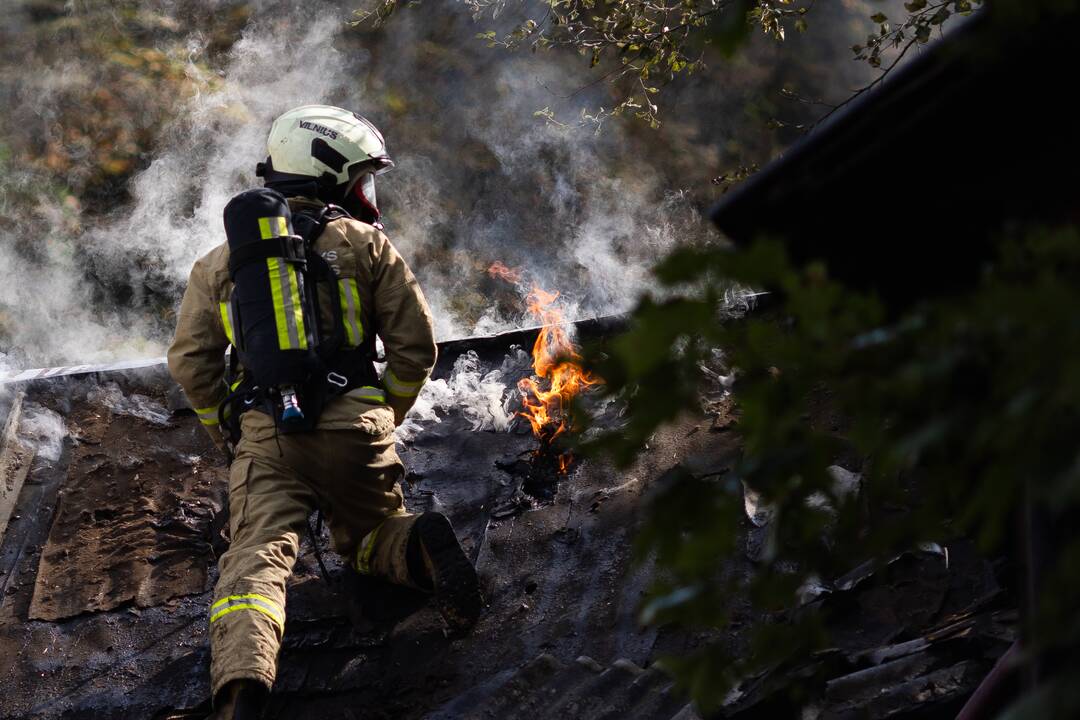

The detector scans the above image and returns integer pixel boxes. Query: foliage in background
[582,225,1080,715]
[357,0,982,128]
[3,0,881,369]
[0,0,244,356]
[0,0,241,213]
[572,1,1078,712]
[357,3,1073,714]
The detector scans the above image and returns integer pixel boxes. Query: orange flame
[516,285,602,471]
[487,261,523,284]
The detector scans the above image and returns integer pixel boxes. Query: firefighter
[167,105,482,719]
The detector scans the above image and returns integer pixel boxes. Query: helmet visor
[343,170,380,225]
[347,173,378,212]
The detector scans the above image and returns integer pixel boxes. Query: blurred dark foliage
[582,224,1080,716]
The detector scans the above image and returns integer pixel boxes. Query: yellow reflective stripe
[267,258,290,348]
[258,216,288,239]
[267,258,307,350]
[210,604,281,628]
[194,404,221,426]
[346,386,386,404]
[218,302,236,346]
[210,593,274,611]
[355,523,382,574]
[338,278,363,346]
[384,368,425,398]
[210,593,284,629]
[210,604,284,630]
[261,215,305,350]
[285,263,307,347]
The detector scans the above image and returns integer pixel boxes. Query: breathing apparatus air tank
[223,188,316,427]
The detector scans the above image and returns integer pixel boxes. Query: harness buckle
[285,235,306,263]
[327,372,348,388]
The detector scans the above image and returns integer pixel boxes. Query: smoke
[19,402,67,463]
[1,0,886,378]
[104,11,351,275]
[0,227,160,371]
[395,348,529,442]
[1,1,357,374]
[375,22,710,339]
[87,382,172,426]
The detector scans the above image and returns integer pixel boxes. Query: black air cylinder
[223,188,313,388]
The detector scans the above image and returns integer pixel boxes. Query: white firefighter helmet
[263,105,393,224]
[266,104,393,184]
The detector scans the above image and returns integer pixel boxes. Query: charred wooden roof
[0,324,724,719]
[0,327,1014,719]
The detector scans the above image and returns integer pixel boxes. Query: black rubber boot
[406,512,483,632]
[212,679,267,720]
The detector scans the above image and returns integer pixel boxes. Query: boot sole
[415,512,483,632]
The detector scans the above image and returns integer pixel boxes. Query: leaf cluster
[354,0,976,128]
[853,1,979,68]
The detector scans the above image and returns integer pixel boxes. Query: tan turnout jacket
[167,198,436,448]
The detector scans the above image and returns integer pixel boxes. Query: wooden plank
[0,390,33,543]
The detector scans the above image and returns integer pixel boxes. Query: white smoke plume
[1,0,887,378]
[1,0,715,378]
[19,402,67,463]
[105,12,351,276]
[1,2,359,375]
[395,348,529,442]
[87,382,172,426]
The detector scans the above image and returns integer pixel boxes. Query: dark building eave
[710,5,1080,310]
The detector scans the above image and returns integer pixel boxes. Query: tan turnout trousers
[211,405,419,695]
[212,403,423,695]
